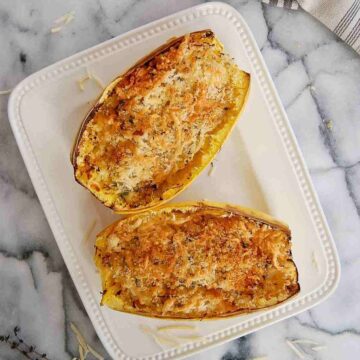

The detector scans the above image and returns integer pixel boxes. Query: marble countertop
[1,0,359,359]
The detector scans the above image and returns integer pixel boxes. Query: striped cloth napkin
[262,0,360,54]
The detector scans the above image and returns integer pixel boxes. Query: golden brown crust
[95,202,300,319]
[71,31,213,167]
[72,30,250,213]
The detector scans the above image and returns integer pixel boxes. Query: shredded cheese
[50,26,63,33]
[54,11,75,24]
[153,334,179,347]
[0,89,12,95]
[326,120,333,130]
[77,69,104,91]
[71,322,88,352]
[293,339,320,345]
[157,325,197,332]
[288,339,326,355]
[70,322,104,360]
[250,357,268,360]
[140,325,179,347]
[176,335,202,340]
[286,340,305,359]
[79,345,85,360]
[312,345,326,351]
[88,344,105,359]
[77,75,90,91]
[90,72,105,89]
[141,324,202,348]
[51,11,75,33]
[64,13,75,25]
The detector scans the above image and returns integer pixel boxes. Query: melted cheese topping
[95,204,299,318]
[74,31,250,211]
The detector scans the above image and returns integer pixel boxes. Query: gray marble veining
[0,1,359,359]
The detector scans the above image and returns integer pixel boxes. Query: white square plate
[8,2,340,359]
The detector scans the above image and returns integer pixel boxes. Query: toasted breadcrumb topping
[95,205,299,318]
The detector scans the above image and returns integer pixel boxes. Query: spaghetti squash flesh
[95,202,299,318]
[73,31,250,212]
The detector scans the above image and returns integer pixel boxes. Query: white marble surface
[0,0,359,359]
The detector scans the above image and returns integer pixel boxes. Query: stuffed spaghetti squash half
[72,30,250,213]
[95,202,300,319]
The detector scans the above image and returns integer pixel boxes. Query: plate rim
[8,2,341,359]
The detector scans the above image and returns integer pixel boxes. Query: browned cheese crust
[73,31,250,212]
[95,203,300,318]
